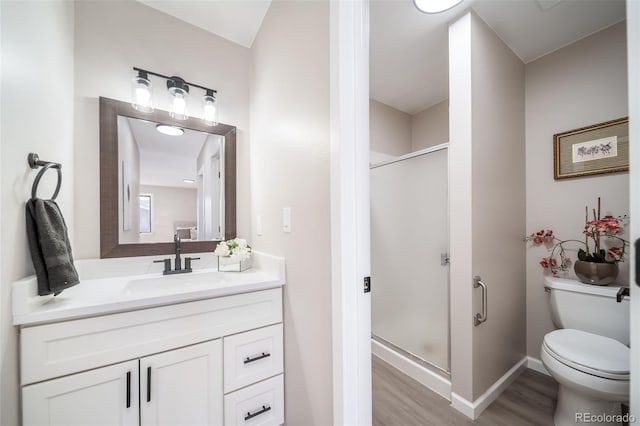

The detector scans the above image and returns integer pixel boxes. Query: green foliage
[577,248,612,264]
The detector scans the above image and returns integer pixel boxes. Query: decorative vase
[573,260,618,285]
[217,255,252,272]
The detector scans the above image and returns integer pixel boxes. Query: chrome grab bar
[473,276,488,326]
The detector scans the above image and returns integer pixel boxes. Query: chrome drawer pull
[244,405,271,421]
[244,352,271,364]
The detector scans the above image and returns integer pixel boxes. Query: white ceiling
[134,0,625,115]
[126,117,215,188]
[137,0,272,48]
[370,0,626,114]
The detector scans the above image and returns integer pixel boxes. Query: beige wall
[449,12,474,401]
[139,185,197,243]
[525,22,629,359]
[470,12,526,399]
[0,2,75,424]
[74,0,251,259]
[411,99,449,151]
[449,11,526,402]
[250,1,333,424]
[370,97,449,161]
[369,98,411,156]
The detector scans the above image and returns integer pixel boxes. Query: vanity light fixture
[131,67,219,126]
[167,77,189,120]
[131,69,153,113]
[156,124,184,136]
[413,0,464,13]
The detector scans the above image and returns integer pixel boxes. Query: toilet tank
[545,276,630,345]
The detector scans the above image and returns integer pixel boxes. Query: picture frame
[554,117,629,180]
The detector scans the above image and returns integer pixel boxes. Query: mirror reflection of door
[117,116,224,244]
[197,169,205,241]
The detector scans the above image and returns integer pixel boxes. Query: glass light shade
[414,0,463,13]
[202,93,218,126]
[169,87,188,120]
[131,76,153,113]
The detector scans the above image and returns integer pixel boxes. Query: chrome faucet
[152,234,199,275]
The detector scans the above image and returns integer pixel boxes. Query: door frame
[627,0,639,415]
[330,0,372,424]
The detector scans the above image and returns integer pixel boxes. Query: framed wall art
[553,117,629,180]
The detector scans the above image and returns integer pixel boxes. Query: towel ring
[28,153,62,201]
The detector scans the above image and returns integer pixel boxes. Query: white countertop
[13,251,285,326]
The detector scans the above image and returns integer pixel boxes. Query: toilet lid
[543,329,629,379]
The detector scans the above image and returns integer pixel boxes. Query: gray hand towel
[26,199,79,296]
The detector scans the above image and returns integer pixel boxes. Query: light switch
[256,215,263,236]
[283,207,291,233]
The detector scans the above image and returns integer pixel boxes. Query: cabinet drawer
[224,375,284,426]
[224,324,283,393]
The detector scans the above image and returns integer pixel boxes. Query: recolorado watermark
[576,412,636,423]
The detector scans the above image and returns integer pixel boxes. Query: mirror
[100,97,236,258]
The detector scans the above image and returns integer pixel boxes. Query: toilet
[541,277,630,426]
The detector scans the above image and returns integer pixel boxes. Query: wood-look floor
[372,355,558,426]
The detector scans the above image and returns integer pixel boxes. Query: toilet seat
[543,329,629,380]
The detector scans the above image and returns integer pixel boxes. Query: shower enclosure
[371,145,449,375]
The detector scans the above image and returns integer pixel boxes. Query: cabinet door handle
[126,371,131,408]
[244,405,271,421]
[146,366,151,402]
[244,352,271,364]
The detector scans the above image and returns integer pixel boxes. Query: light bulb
[136,87,151,108]
[131,73,153,113]
[202,92,218,126]
[169,88,188,120]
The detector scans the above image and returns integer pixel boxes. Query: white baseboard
[371,339,451,401]
[527,356,550,376]
[450,357,528,420]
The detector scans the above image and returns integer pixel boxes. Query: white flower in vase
[214,241,230,257]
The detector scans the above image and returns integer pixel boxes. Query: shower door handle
[473,276,487,326]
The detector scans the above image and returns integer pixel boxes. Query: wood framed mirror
[99,96,236,258]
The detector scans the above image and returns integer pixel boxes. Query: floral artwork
[572,136,617,163]
[554,117,628,179]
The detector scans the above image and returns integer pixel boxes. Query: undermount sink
[122,270,228,295]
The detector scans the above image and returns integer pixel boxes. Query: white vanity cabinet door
[140,339,223,426]
[22,360,139,426]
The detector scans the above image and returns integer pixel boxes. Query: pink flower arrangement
[526,198,629,276]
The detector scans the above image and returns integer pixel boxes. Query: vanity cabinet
[23,340,223,426]
[22,359,140,426]
[140,340,223,426]
[19,288,284,426]
[223,324,284,426]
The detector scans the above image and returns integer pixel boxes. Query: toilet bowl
[541,277,630,426]
[541,329,629,426]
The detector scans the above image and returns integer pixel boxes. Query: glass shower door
[370,148,449,373]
